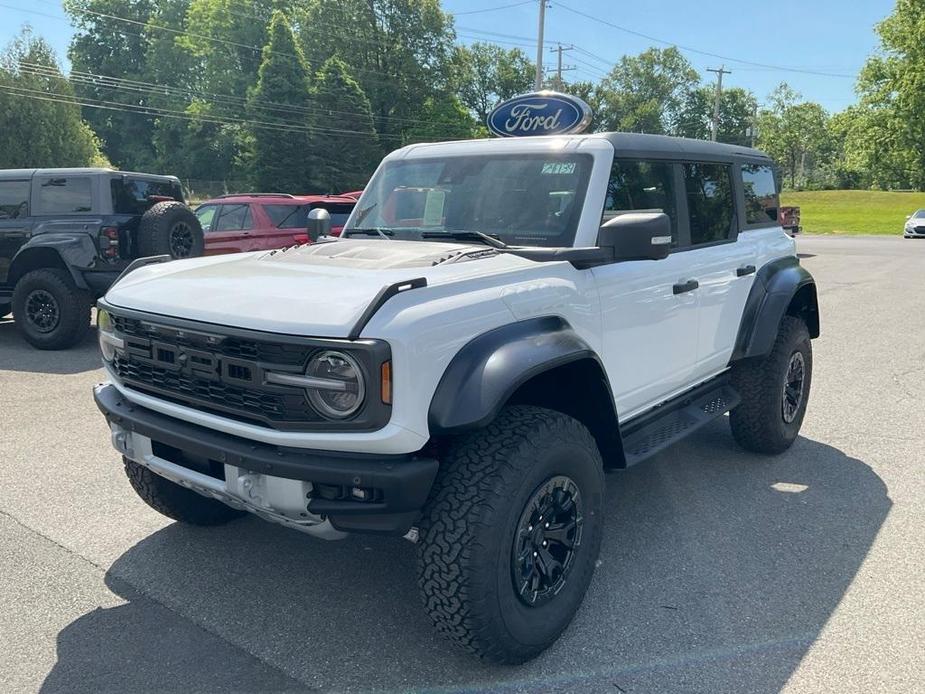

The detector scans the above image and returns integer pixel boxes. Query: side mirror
[598,212,672,262]
[306,207,331,242]
[906,215,912,220]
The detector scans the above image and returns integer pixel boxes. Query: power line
[552,1,855,79]
[452,1,534,16]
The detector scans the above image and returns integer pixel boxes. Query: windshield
[915,210,925,219]
[345,153,593,247]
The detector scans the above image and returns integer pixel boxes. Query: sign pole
[535,0,546,90]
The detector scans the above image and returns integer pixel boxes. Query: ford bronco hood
[104,239,530,337]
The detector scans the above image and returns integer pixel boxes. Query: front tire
[417,406,605,664]
[730,316,812,454]
[124,458,246,526]
[11,268,92,350]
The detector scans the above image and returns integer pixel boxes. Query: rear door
[680,162,755,378]
[260,203,308,248]
[0,178,33,286]
[200,203,254,255]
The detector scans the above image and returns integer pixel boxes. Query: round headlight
[305,350,365,419]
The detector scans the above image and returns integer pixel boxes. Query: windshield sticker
[542,162,577,175]
[422,189,446,227]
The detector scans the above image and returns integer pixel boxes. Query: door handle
[736,264,756,277]
[673,279,699,295]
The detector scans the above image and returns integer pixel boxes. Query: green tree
[247,11,314,193]
[757,84,832,189]
[312,57,380,192]
[677,86,757,145]
[596,47,699,134]
[456,42,533,123]
[856,0,925,189]
[64,0,158,169]
[401,95,478,145]
[298,0,457,145]
[0,27,107,168]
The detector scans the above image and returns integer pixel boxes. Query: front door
[0,178,33,286]
[592,159,701,419]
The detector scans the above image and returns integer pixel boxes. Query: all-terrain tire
[124,458,246,526]
[137,201,204,259]
[730,316,812,454]
[417,406,605,664]
[11,268,92,350]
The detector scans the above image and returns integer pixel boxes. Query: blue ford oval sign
[487,91,592,138]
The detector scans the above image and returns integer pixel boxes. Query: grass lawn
[780,190,925,235]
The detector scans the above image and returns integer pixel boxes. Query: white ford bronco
[94,131,819,663]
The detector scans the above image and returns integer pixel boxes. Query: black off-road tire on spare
[124,458,246,526]
[417,406,605,664]
[137,201,204,259]
[11,268,92,350]
[730,316,812,455]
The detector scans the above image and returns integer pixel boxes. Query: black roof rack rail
[216,193,296,199]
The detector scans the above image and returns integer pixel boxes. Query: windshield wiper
[420,230,509,249]
[344,227,394,240]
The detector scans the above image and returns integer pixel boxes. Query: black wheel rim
[511,475,583,607]
[25,289,60,333]
[169,222,194,258]
[782,351,806,423]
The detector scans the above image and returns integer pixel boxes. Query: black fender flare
[9,234,97,289]
[731,256,819,361]
[428,316,605,433]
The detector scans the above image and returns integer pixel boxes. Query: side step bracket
[620,378,741,467]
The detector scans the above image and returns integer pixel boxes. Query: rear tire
[11,268,92,350]
[730,316,812,454]
[124,458,246,526]
[417,406,605,664]
[137,201,204,259]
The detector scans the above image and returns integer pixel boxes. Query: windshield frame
[344,151,595,248]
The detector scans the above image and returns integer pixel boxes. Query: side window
[195,204,218,231]
[214,204,252,231]
[604,160,678,244]
[741,164,779,225]
[33,177,93,214]
[0,180,30,219]
[683,163,735,246]
[264,204,307,228]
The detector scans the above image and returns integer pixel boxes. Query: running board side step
[620,378,741,467]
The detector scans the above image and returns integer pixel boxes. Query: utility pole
[750,102,759,147]
[548,44,575,90]
[535,0,547,90]
[707,66,731,142]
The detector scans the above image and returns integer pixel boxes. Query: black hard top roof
[597,132,772,163]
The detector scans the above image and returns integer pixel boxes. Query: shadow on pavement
[42,420,890,693]
[0,319,101,375]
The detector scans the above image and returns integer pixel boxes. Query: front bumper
[94,384,438,537]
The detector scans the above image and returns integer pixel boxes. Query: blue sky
[0,0,895,113]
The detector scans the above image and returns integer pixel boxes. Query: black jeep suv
[0,168,203,349]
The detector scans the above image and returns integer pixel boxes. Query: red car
[193,193,357,255]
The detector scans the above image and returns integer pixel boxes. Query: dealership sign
[487,91,592,138]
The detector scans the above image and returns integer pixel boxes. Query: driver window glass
[604,160,678,245]
[195,204,218,231]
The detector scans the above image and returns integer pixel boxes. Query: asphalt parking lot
[1,235,922,693]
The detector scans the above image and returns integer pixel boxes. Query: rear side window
[312,203,355,228]
[111,177,183,215]
[604,160,678,243]
[741,164,779,225]
[264,204,306,229]
[0,180,30,219]
[214,204,252,231]
[683,163,735,245]
[34,177,93,214]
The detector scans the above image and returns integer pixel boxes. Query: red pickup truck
[194,193,356,255]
